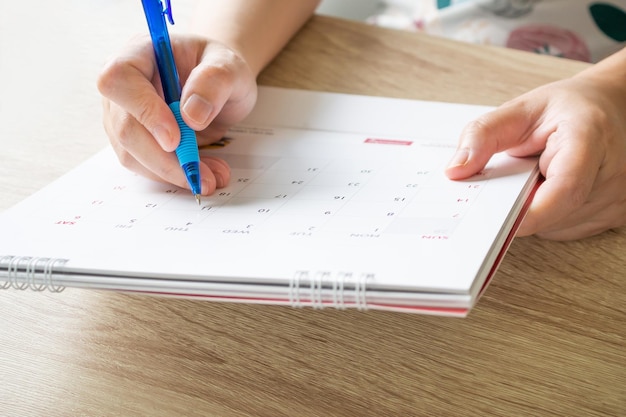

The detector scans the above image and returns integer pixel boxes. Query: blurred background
[316,0,383,20]
[316,0,417,30]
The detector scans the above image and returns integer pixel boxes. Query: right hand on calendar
[98,34,259,195]
[445,49,626,241]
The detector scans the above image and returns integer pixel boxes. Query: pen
[141,0,202,204]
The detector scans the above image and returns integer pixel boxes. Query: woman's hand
[98,34,258,195]
[446,52,626,240]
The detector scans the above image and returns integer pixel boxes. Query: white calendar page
[0,88,538,303]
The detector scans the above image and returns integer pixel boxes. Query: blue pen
[141,0,202,204]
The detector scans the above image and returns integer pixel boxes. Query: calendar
[0,87,539,316]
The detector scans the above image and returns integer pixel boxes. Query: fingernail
[447,148,470,168]
[153,125,174,151]
[183,94,213,126]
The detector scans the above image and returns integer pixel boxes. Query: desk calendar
[0,87,539,316]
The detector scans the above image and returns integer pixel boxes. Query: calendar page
[0,88,538,306]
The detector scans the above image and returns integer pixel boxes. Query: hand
[445,71,626,240]
[98,34,258,195]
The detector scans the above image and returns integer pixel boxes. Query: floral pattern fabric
[368,0,626,62]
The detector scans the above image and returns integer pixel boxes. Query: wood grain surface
[0,3,624,416]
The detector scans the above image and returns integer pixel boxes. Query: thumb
[445,101,545,180]
[179,45,256,132]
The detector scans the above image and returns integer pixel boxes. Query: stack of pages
[0,87,538,316]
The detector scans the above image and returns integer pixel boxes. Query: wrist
[575,47,626,96]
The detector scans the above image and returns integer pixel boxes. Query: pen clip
[163,0,174,25]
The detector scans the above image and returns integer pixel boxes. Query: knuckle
[463,116,497,143]
[97,57,128,96]
[202,67,231,86]
[134,94,167,129]
[196,60,236,85]
[114,113,138,148]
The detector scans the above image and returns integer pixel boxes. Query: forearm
[191,0,321,76]
[576,46,626,96]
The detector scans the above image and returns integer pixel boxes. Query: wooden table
[1,3,624,416]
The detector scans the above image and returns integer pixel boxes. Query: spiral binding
[2,257,373,304]
[0,256,67,292]
[289,270,373,310]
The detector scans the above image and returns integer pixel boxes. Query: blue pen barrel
[170,101,201,195]
[155,38,181,103]
[141,0,201,199]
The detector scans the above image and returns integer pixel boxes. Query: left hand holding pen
[445,58,626,241]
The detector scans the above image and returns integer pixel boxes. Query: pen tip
[195,194,201,205]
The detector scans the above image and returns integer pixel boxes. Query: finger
[105,99,191,185]
[98,36,179,152]
[202,156,231,189]
[532,207,620,241]
[107,110,223,196]
[446,100,546,180]
[179,43,257,132]
[106,124,163,183]
[104,94,231,196]
[535,224,603,241]
[516,123,603,236]
[525,170,626,240]
[102,97,159,181]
